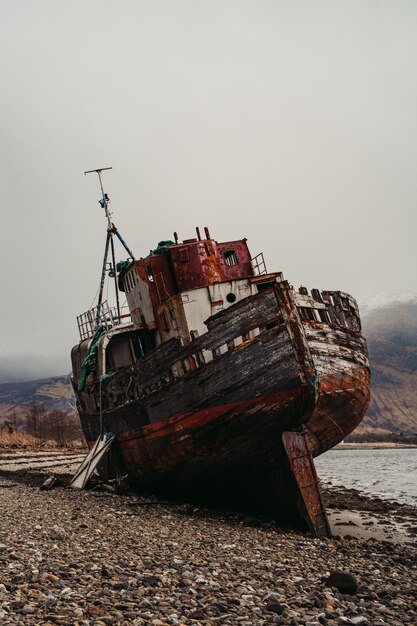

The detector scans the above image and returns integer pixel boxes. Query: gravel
[0,468,416,625]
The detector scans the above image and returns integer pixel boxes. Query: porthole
[226,293,236,303]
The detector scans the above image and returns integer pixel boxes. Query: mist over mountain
[360,291,417,316]
[0,354,71,384]
[360,292,417,435]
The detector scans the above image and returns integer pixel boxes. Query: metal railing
[77,300,131,341]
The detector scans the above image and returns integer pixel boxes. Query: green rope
[77,327,105,392]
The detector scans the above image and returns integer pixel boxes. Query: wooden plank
[282,430,331,537]
[119,287,285,390]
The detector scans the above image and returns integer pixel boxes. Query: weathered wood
[81,325,303,439]
[282,431,331,537]
[74,276,370,530]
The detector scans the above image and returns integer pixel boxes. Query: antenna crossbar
[84,167,113,175]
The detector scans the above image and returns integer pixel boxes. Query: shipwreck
[70,168,370,536]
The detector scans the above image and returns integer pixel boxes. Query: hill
[0,375,75,423]
[358,295,417,435]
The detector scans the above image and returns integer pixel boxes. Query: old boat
[71,170,370,535]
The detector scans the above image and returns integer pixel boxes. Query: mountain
[359,293,417,435]
[0,375,75,423]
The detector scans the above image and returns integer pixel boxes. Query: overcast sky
[1,0,416,379]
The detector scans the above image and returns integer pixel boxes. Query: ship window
[106,335,134,370]
[226,292,236,303]
[124,270,137,293]
[146,264,154,282]
[224,250,238,266]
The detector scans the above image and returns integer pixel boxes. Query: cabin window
[105,330,155,371]
[124,270,137,293]
[129,270,136,287]
[223,250,238,266]
[226,292,236,303]
[106,335,134,370]
[146,264,154,282]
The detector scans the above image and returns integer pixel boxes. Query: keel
[282,431,331,537]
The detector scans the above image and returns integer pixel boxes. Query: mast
[84,167,135,327]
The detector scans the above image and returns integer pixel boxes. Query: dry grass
[0,429,38,448]
[0,429,86,450]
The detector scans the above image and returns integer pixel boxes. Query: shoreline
[1,468,416,625]
[1,447,416,543]
[334,442,417,450]
[321,484,417,547]
[0,462,416,549]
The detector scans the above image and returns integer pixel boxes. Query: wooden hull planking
[74,282,370,533]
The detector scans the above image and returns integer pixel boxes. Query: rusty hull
[73,281,370,532]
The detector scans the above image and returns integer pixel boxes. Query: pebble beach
[0,452,416,626]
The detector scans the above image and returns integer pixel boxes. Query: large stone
[50,525,67,540]
[266,600,285,615]
[324,570,358,595]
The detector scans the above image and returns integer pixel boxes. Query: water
[315,448,417,506]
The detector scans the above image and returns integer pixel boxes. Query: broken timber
[70,434,115,489]
[282,431,331,537]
